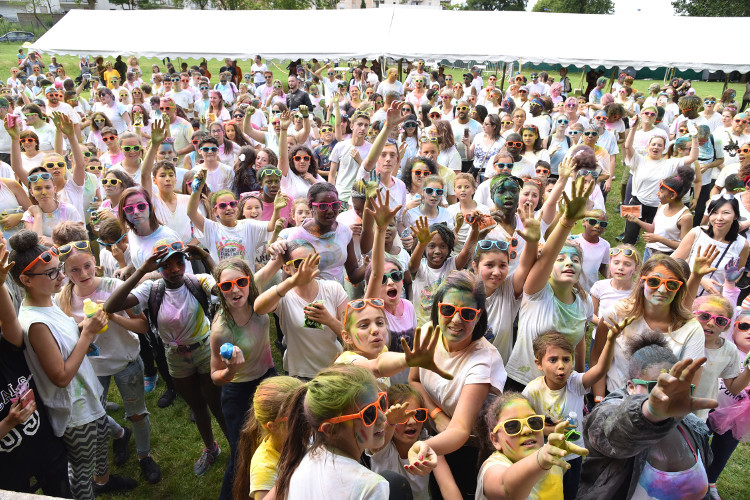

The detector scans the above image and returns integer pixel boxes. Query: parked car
[0,31,35,43]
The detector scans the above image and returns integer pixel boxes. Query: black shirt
[0,337,66,492]
[286,89,313,112]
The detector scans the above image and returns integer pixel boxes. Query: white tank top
[647,204,690,253]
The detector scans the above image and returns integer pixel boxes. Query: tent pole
[723,74,729,93]
[609,66,618,92]
[500,63,506,93]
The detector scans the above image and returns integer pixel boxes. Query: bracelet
[275,285,284,298]
[594,396,604,404]
[430,407,443,419]
[536,448,552,471]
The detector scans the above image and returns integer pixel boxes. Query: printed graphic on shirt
[215,236,246,260]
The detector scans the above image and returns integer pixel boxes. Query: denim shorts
[165,339,212,379]
[98,358,148,418]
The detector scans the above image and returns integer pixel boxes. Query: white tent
[30,7,750,73]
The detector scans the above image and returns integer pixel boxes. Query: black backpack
[146,275,213,333]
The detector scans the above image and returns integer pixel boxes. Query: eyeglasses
[585,218,608,228]
[191,139,201,145]
[506,141,523,148]
[734,119,748,125]
[678,128,689,134]
[456,106,469,111]
[293,155,311,162]
[19,138,37,144]
[632,378,695,396]
[22,247,60,276]
[28,172,52,183]
[342,298,385,327]
[476,239,517,259]
[218,276,250,292]
[501,121,512,125]
[567,130,582,136]
[153,241,184,254]
[583,131,599,137]
[215,200,238,210]
[58,240,90,256]
[81,151,94,158]
[43,161,65,170]
[122,145,142,152]
[412,169,431,177]
[594,116,608,121]
[320,126,333,133]
[200,86,209,91]
[102,136,117,142]
[735,321,750,331]
[101,178,122,186]
[429,113,441,119]
[93,118,106,124]
[556,119,569,125]
[423,187,444,196]
[159,106,173,112]
[577,169,601,179]
[693,310,731,328]
[381,270,404,285]
[536,168,550,175]
[123,202,149,214]
[642,111,657,117]
[233,114,244,119]
[494,162,514,170]
[438,302,481,322]
[97,233,126,247]
[659,181,678,196]
[24,113,38,119]
[519,90,528,94]
[610,248,636,257]
[312,201,342,212]
[200,146,219,153]
[641,276,683,292]
[284,258,305,269]
[493,415,544,436]
[86,164,104,171]
[317,392,387,432]
[259,167,282,178]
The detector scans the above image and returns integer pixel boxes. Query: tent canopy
[30,8,750,73]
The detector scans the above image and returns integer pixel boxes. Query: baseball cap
[154,240,187,267]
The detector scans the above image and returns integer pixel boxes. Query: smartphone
[463,128,469,138]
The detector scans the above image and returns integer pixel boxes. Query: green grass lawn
[1,42,748,498]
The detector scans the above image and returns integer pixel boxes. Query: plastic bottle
[83,299,108,334]
[567,411,578,427]
[220,343,235,360]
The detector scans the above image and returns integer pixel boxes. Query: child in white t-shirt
[448,173,491,254]
[590,244,640,328]
[368,384,460,500]
[523,323,629,500]
[569,209,610,289]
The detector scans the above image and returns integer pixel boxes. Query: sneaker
[113,427,132,466]
[708,484,721,500]
[144,374,158,394]
[139,456,162,484]
[193,442,220,476]
[157,388,177,408]
[105,401,120,412]
[92,474,138,494]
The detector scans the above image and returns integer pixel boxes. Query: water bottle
[567,411,578,427]
[83,298,108,334]
[220,343,235,360]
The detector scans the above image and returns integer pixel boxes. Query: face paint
[553,247,582,283]
[438,290,479,347]
[643,265,679,307]
[494,399,542,463]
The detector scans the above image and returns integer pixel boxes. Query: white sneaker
[708,484,721,500]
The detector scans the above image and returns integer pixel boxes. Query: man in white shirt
[250,55,268,87]
[169,73,195,119]
[376,68,404,99]
[451,102,483,172]
[256,71,275,104]
[469,66,483,96]
[329,112,373,205]
[527,72,548,97]
[712,113,750,195]
[404,60,431,91]
[45,86,82,140]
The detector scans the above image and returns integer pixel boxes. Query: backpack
[146,274,213,334]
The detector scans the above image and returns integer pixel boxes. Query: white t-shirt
[199,218,269,263]
[153,194,194,244]
[590,279,633,320]
[93,102,129,134]
[276,280,348,379]
[523,372,587,459]
[626,152,685,207]
[128,225,192,273]
[376,80,404,99]
[211,312,274,383]
[402,206,454,235]
[281,222,354,282]
[419,334,506,418]
[476,451,563,500]
[330,140,373,203]
[130,274,215,346]
[369,441,428,500]
[281,171,325,201]
[196,163,235,193]
[447,202,491,254]
[412,257,457,329]
[485,276,522,364]
[600,305,705,393]
[59,277,141,377]
[569,234,610,289]
[506,283,594,385]
[22,201,82,238]
[287,447,389,500]
[694,338,740,421]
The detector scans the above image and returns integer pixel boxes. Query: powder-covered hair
[429,270,487,342]
[626,331,677,380]
[692,294,733,321]
[661,165,695,198]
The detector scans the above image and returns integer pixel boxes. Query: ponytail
[232,405,262,500]
[57,280,74,316]
[275,384,311,500]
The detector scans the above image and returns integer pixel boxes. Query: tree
[672,0,750,17]
[532,0,614,14]
[463,0,527,11]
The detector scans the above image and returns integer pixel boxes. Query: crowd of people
[1,50,750,500]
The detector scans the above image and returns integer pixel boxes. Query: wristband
[275,285,284,298]
[430,407,443,419]
[594,396,604,404]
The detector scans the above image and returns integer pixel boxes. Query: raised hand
[274,191,290,211]
[516,202,541,242]
[646,357,717,420]
[52,112,75,136]
[454,211,464,230]
[290,252,321,287]
[141,247,168,274]
[280,110,292,130]
[411,216,436,245]
[364,190,401,228]
[3,115,20,138]
[384,101,404,125]
[692,244,719,276]
[561,176,594,222]
[0,243,15,285]
[384,401,415,427]
[558,156,574,179]
[724,257,746,283]
[604,316,634,342]
[541,421,590,470]
[298,105,309,118]
[185,244,208,261]
[150,118,168,145]
[403,326,453,380]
